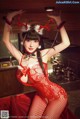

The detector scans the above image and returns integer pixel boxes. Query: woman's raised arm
[43,14,70,59]
[2,10,23,62]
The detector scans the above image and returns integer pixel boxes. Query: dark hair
[22,24,40,41]
[22,29,46,76]
[36,48,46,76]
[22,30,40,53]
[22,24,45,75]
[23,30,40,42]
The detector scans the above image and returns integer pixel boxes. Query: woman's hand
[7,10,24,22]
[47,14,62,25]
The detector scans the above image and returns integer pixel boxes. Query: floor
[68,89,80,119]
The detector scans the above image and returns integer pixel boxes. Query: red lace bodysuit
[17,59,67,102]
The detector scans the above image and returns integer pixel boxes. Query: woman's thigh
[28,94,47,119]
[42,96,67,119]
[42,97,67,119]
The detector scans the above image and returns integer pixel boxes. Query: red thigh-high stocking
[42,96,67,119]
[28,94,47,119]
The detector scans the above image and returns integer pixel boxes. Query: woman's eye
[34,40,38,42]
[27,39,30,42]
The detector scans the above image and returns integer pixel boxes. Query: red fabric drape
[0,92,35,119]
[0,92,78,119]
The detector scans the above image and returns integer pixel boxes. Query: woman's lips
[29,48,34,50]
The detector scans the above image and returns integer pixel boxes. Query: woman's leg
[28,94,47,119]
[42,95,67,119]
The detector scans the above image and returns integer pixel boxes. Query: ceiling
[0,0,80,29]
[0,0,80,45]
[0,0,80,12]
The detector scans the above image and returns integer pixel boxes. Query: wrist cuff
[57,21,66,30]
[3,16,12,25]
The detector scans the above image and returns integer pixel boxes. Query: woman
[2,10,73,119]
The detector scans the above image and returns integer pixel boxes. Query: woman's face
[24,39,39,53]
